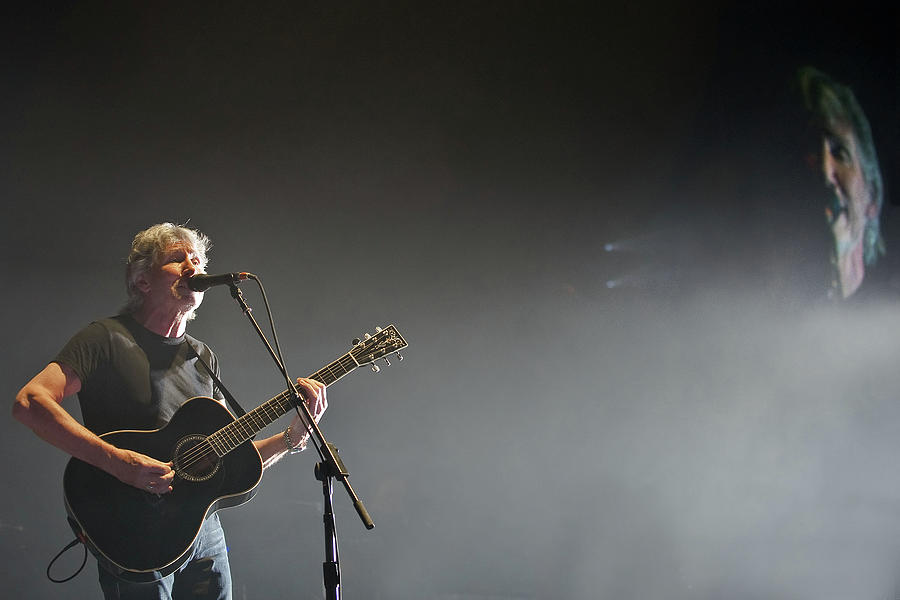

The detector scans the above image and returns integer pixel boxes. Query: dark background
[3,2,898,598]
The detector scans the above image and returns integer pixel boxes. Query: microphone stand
[226,280,374,600]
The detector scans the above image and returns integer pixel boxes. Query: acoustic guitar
[63,325,407,582]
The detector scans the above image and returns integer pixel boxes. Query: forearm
[13,389,120,473]
[253,425,308,470]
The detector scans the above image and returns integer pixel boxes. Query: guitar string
[176,359,342,470]
[173,355,355,472]
[172,344,394,474]
[175,393,294,472]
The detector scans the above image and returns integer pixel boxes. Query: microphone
[186,272,250,292]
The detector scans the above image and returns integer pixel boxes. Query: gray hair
[123,223,211,314]
[798,66,885,266]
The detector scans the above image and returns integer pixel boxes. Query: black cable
[46,537,87,583]
[247,274,324,460]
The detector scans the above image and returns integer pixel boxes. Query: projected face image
[799,67,884,299]
[821,121,875,276]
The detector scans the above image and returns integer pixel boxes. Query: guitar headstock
[350,325,408,371]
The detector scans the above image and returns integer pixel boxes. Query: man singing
[13,222,327,599]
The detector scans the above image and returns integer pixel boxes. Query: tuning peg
[364,333,371,340]
[396,352,403,361]
[351,338,361,346]
[375,326,383,333]
[383,357,391,367]
[371,363,380,373]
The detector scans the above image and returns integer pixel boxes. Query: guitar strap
[186,342,251,423]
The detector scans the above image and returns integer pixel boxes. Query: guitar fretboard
[205,352,359,456]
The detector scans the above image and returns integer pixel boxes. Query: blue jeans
[98,514,232,600]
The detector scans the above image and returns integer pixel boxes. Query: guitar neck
[206,351,358,456]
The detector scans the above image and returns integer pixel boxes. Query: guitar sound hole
[173,435,221,482]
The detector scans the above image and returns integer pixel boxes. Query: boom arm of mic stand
[227,282,375,530]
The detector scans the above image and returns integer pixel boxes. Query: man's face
[138,243,206,313]
[820,120,873,259]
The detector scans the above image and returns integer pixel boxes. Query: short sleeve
[53,321,112,386]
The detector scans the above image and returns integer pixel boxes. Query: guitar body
[63,396,263,583]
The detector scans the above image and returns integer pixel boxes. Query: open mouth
[825,193,848,226]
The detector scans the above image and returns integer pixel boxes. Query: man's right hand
[111,448,175,494]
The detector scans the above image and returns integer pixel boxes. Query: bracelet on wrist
[283,425,307,454]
